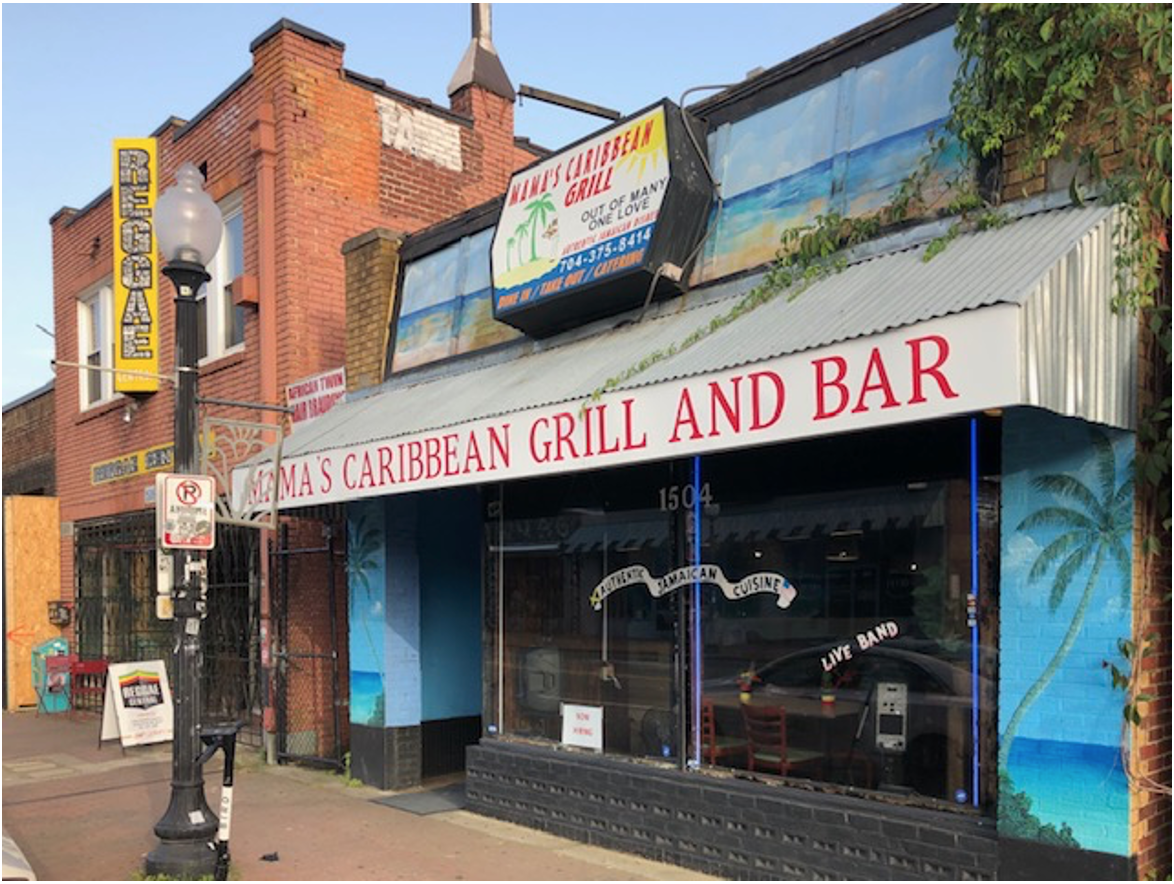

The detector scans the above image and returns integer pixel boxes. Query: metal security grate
[75,514,167,665]
[272,506,348,769]
[202,524,262,747]
[74,512,262,746]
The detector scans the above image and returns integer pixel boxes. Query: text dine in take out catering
[232,308,1019,512]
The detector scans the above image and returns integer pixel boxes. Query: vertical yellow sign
[113,138,159,393]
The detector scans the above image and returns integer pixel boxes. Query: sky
[1,2,893,405]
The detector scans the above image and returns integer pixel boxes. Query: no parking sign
[156,473,216,550]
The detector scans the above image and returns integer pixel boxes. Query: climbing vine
[950,5,1171,781]
[597,4,1170,555]
[589,11,1171,795]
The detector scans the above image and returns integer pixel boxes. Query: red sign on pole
[156,473,216,550]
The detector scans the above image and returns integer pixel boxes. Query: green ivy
[593,6,1171,571]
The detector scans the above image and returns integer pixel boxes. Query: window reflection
[488,419,996,809]
[496,464,682,761]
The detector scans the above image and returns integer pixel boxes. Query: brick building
[256,4,1167,880]
[49,12,541,755]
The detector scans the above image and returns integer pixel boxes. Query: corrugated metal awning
[281,203,1133,468]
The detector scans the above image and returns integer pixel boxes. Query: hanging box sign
[491,100,712,338]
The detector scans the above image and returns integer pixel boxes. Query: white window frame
[197,191,245,363]
[77,279,115,410]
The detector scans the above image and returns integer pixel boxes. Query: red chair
[740,703,824,778]
[700,698,747,766]
[69,659,109,717]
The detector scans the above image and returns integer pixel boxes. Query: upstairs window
[390,227,521,374]
[197,192,245,361]
[77,280,114,408]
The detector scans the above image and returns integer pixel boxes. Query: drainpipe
[250,101,280,764]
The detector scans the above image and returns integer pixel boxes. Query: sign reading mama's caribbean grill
[491,100,711,338]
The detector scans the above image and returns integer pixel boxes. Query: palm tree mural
[523,193,556,261]
[998,428,1132,771]
[347,511,386,727]
[505,236,515,272]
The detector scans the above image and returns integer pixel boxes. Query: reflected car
[701,642,980,800]
[2,828,36,881]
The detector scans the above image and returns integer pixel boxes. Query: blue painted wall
[347,497,424,729]
[419,488,483,721]
[347,499,387,728]
[999,408,1133,856]
[384,496,422,727]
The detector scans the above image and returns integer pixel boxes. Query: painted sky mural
[389,26,963,370]
[697,27,962,281]
[348,499,387,728]
[999,409,1133,856]
[392,228,521,373]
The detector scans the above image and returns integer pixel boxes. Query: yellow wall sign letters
[112,138,159,393]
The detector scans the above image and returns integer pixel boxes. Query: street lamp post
[145,163,223,879]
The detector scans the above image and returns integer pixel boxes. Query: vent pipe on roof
[447,3,516,102]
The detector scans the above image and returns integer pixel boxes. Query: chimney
[447,4,515,103]
[448,3,518,195]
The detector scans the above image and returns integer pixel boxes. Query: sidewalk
[2,712,711,881]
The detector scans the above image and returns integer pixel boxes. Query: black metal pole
[146,260,219,878]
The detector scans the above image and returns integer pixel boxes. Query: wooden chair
[700,698,746,766]
[740,703,824,777]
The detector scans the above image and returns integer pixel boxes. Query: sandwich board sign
[100,660,174,748]
[156,473,216,550]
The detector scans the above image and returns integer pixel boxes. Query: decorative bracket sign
[201,413,284,531]
[589,564,797,611]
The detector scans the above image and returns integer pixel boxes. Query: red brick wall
[49,21,541,749]
[1132,256,1172,880]
[51,21,537,591]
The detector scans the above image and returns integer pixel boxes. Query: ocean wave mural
[697,26,964,283]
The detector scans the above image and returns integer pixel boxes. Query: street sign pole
[146,266,218,877]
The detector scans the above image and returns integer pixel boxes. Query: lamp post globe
[145,162,223,879]
[157,162,223,266]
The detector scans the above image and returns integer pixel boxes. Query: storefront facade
[234,6,1161,879]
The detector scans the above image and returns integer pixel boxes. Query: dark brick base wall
[351,722,421,790]
[467,740,998,880]
[997,835,1133,880]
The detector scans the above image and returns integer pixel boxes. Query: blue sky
[1,2,892,404]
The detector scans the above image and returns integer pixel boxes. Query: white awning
[233,204,1135,511]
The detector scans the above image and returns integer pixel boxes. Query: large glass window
[490,461,686,761]
[487,417,998,811]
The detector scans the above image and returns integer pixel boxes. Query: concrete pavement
[2,712,711,881]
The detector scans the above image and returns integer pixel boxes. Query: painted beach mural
[390,27,964,368]
[999,409,1133,856]
[348,499,387,727]
[697,27,963,282]
[392,228,520,373]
